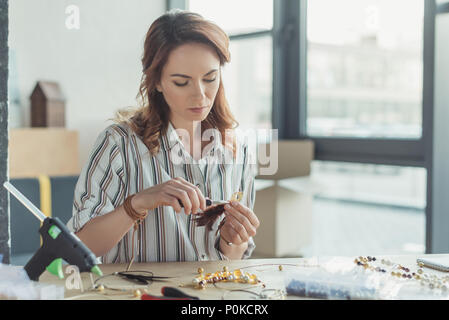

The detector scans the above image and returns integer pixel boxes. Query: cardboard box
[252,140,314,258]
[9,128,80,178]
[256,140,314,179]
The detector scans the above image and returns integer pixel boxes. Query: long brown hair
[115,9,238,157]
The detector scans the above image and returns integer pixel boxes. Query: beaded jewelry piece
[354,256,449,293]
[192,266,260,290]
[190,262,319,296]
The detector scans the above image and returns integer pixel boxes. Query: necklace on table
[354,256,449,292]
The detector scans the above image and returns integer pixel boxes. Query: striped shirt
[67,121,257,263]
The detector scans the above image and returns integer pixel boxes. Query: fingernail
[231,201,238,207]
[224,204,231,210]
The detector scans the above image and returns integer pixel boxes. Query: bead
[96,284,105,292]
[417,268,423,274]
[133,289,142,298]
[279,265,283,271]
[418,261,424,268]
[223,266,229,272]
[198,267,204,274]
[192,278,200,286]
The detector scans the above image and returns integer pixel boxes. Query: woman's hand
[219,201,260,256]
[131,177,207,215]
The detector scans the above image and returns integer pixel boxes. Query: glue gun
[4,182,103,281]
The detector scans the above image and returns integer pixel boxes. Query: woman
[67,9,259,263]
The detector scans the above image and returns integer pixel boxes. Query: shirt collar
[163,121,182,151]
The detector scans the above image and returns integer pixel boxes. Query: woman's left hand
[220,201,260,247]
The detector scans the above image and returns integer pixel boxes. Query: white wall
[8,0,166,167]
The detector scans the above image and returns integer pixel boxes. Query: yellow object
[231,191,243,202]
[38,174,52,246]
[133,289,142,298]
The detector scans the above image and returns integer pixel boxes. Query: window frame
[168,0,435,167]
[276,0,433,168]
[168,1,449,254]
[437,1,449,13]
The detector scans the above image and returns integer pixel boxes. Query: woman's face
[156,42,221,127]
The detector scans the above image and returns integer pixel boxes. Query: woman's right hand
[131,177,207,215]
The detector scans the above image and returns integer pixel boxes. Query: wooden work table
[38,254,449,300]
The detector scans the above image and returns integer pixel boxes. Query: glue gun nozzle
[91,265,103,277]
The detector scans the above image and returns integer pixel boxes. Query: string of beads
[192,266,260,289]
[354,256,449,292]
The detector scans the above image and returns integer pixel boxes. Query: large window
[188,0,273,35]
[304,0,427,256]
[169,0,444,254]
[307,0,424,139]
[187,0,273,130]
